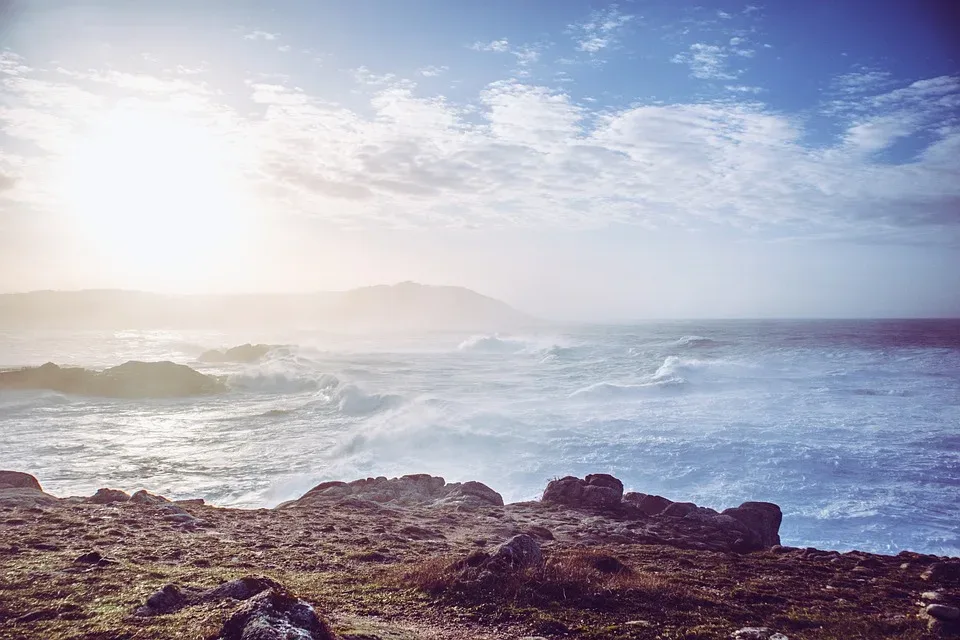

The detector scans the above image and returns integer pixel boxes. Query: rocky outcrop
[722,502,783,548]
[283,474,504,511]
[88,488,130,504]
[0,361,226,398]
[539,474,782,552]
[623,492,672,515]
[0,470,58,508]
[198,344,279,363]
[129,490,170,505]
[541,474,624,509]
[0,471,42,491]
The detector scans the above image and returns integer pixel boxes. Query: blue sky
[0,0,958,318]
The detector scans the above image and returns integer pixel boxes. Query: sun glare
[58,102,252,289]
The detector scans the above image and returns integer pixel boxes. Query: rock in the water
[89,488,130,504]
[217,588,334,640]
[130,489,170,505]
[541,474,624,509]
[721,502,783,548]
[0,470,42,491]
[490,534,543,570]
[0,360,226,398]
[623,492,673,515]
[198,344,278,363]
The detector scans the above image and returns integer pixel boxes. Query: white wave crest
[569,379,684,399]
[671,335,720,348]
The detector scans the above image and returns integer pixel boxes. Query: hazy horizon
[1,1,959,320]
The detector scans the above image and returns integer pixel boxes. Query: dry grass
[400,548,686,610]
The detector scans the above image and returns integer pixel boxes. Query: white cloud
[418,65,449,77]
[672,43,738,80]
[468,39,543,75]
[725,84,763,93]
[470,39,510,53]
[244,30,279,41]
[568,5,634,54]
[1,53,959,244]
[832,69,895,96]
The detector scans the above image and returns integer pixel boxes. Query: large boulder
[198,344,278,363]
[0,361,226,398]
[721,502,783,548]
[283,475,502,510]
[0,471,42,491]
[490,534,543,570]
[542,474,624,509]
[0,471,57,508]
[217,589,334,640]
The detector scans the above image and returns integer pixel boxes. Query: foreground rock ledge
[3,469,959,639]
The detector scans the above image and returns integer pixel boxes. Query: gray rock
[661,502,698,518]
[287,474,501,510]
[926,604,960,621]
[202,576,283,603]
[217,589,334,640]
[491,534,543,570]
[623,492,672,515]
[89,488,130,504]
[0,471,42,491]
[135,576,284,617]
[721,502,783,548]
[198,344,278,363]
[130,489,170,505]
[541,474,624,509]
[135,584,195,616]
[0,487,59,508]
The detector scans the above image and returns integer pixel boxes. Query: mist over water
[1,320,958,556]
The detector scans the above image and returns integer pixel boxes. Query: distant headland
[0,282,538,332]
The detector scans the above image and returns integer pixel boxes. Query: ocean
[1,320,958,556]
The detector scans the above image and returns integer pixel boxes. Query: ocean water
[1,320,958,556]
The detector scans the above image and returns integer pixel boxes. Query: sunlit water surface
[1,320,958,555]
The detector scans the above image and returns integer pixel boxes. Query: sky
[0,0,959,319]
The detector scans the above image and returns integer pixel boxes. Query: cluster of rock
[541,474,782,552]
[135,575,334,639]
[0,361,226,398]
[87,487,208,529]
[283,474,505,511]
[198,343,279,363]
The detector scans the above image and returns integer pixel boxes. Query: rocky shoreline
[1,470,958,639]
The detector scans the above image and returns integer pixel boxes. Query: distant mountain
[0,282,538,331]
